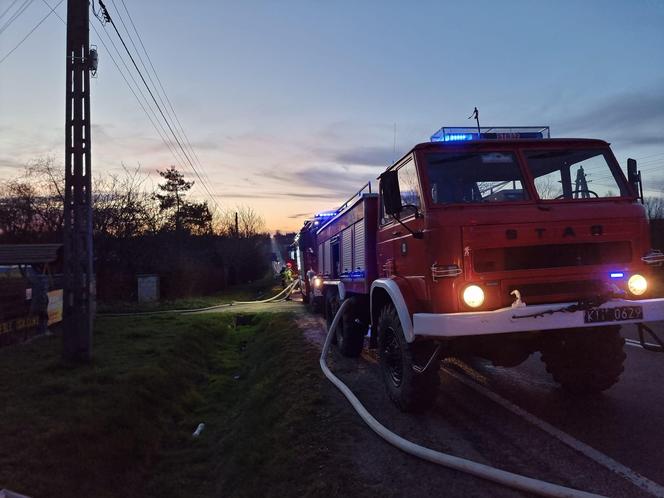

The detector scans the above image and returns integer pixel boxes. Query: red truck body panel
[316,194,378,295]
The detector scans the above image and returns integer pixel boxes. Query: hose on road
[320,298,606,498]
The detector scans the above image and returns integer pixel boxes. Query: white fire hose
[100,279,302,317]
[320,299,605,498]
[231,278,301,305]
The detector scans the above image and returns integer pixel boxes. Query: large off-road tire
[336,297,365,357]
[377,305,440,412]
[540,326,626,395]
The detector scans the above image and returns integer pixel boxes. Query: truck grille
[473,241,631,273]
[505,280,605,305]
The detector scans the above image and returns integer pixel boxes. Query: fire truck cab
[317,127,664,411]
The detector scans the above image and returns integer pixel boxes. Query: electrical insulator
[89,47,98,76]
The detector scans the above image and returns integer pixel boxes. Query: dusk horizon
[2,0,663,232]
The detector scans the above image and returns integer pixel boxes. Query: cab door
[378,156,428,305]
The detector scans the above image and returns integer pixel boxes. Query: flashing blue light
[315,211,338,218]
[610,272,625,279]
[431,132,475,142]
[443,133,474,142]
[340,269,366,279]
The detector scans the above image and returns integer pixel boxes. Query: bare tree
[534,175,562,199]
[0,157,65,240]
[93,165,160,238]
[644,196,664,220]
[218,205,266,238]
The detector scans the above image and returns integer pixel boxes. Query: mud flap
[638,323,664,352]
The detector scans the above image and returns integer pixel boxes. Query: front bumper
[413,298,664,338]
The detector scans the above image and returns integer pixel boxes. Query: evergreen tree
[154,166,213,234]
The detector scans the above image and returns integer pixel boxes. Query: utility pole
[62,0,93,362]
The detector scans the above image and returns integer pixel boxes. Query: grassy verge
[96,276,279,314]
[0,311,370,497]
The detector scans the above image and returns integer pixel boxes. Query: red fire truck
[295,213,333,311]
[310,126,664,411]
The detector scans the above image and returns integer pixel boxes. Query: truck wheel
[540,326,625,395]
[336,297,364,357]
[308,291,321,313]
[377,305,439,412]
[325,289,341,344]
[325,289,340,328]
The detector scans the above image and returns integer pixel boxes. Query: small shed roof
[0,244,63,265]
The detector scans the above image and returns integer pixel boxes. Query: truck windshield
[426,151,528,204]
[524,149,629,200]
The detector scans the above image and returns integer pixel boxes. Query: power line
[638,157,664,167]
[634,152,664,161]
[638,164,664,176]
[0,0,61,65]
[39,0,62,21]
[92,4,219,212]
[0,0,35,35]
[590,164,663,184]
[26,0,220,213]
[94,21,191,171]
[96,0,221,212]
[0,0,22,22]
[42,0,195,183]
[116,0,217,202]
[91,27,193,175]
[108,0,218,209]
[108,0,165,118]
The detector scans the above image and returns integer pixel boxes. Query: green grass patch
[0,313,232,497]
[0,311,370,497]
[97,276,279,314]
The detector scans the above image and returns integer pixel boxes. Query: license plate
[584,306,643,323]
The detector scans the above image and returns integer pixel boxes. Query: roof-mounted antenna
[468,107,480,134]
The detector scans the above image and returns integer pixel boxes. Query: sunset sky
[1,0,663,232]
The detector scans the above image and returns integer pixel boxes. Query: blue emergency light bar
[442,133,474,142]
[610,272,625,279]
[314,210,338,218]
[431,126,550,143]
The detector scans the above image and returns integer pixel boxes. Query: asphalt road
[207,297,664,497]
[456,321,664,492]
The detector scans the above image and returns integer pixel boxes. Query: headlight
[627,274,647,296]
[462,285,485,308]
[313,277,322,288]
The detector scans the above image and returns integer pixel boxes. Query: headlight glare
[627,274,647,296]
[463,285,485,308]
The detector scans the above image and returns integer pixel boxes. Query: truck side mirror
[380,170,402,216]
[627,158,644,203]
